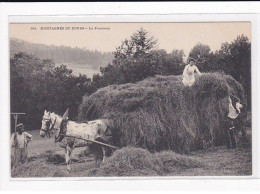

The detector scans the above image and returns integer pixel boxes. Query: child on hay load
[182,57,202,86]
[224,95,243,149]
[10,123,32,169]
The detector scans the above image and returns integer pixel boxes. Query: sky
[9,22,251,58]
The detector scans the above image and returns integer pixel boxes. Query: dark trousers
[224,118,237,149]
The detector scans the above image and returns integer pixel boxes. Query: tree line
[10,28,251,130]
[10,53,97,130]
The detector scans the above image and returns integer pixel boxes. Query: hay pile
[78,72,246,153]
[11,150,67,177]
[95,147,204,176]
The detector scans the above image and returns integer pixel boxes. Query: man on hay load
[10,123,32,169]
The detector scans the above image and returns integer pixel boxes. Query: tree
[97,28,186,85]
[101,28,159,84]
[150,49,185,76]
[216,35,251,107]
[10,52,53,128]
[188,37,251,108]
[10,52,97,129]
[189,43,211,60]
[166,50,185,75]
[188,43,216,72]
[113,27,158,66]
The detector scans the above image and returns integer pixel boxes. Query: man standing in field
[10,123,32,169]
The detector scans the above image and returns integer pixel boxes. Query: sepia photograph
[9,21,252,178]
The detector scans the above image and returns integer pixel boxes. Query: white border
[8,14,257,23]
[1,2,260,191]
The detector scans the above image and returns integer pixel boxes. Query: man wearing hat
[182,57,202,86]
[10,123,32,168]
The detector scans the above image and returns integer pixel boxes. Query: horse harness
[54,119,67,142]
[44,116,118,149]
[42,116,56,138]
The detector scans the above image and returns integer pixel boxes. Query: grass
[11,146,252,177]
[11,128,252,177]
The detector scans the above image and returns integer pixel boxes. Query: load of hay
[78,72,246,153]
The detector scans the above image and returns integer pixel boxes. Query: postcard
[9,21,252,178]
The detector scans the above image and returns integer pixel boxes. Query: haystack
[78,72,246,153]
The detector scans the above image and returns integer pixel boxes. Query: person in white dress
[10,123,32,168]
[182,58,202,86]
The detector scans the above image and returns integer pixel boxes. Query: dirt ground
[11,128,252,178]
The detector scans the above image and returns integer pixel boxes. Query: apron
[182,65,196,86]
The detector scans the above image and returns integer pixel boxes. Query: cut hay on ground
[96,147,205,176]
[11,145,251,177]
[78,72,246,153]
[11,150,67,177]
[11,147,204,177]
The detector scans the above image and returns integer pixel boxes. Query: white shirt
[228,97,243,119]
[182,64,202,86]
[10,132,32,149]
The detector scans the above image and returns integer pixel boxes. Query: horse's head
[40,109,69,140]
[40,110,51,137]
[52,113,63,134]
[40,110,60,138]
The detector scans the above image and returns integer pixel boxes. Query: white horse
[40,110,114,171]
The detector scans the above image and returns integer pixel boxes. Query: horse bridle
[42,115,66,142]
[42,117,56,138]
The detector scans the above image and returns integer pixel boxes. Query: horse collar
[55,119,68,142]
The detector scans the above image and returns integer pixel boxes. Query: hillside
[10,38,114,70]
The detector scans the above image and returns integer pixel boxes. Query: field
[11,127,252,178]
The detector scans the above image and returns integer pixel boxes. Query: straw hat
[16,123,24,132]
[187,57,196,63]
